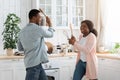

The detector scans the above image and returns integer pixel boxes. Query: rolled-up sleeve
[17,38,24,51]
[74,34,96,54]
[38,27,54,38]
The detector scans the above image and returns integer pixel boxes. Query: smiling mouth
[81,30,84,32]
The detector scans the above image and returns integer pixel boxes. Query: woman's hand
[69,36,76,45]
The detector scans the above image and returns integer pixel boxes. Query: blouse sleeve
[74,33,96,54]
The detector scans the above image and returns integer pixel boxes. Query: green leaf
[2,13,21,49]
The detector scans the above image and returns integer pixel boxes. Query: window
[39,0,52,18]
[72,0,85,26]
[56,0,68,26]
[39,0,85,28]
[103,0,120,47]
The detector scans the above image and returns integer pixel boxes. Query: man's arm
[38,16,54,38]
[17,39,24,51]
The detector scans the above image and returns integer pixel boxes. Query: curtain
[96,0,108,52]
[96,0,120,52]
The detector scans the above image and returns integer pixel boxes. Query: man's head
[29,9,41,25]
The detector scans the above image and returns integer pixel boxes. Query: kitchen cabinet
[0,55,77,80]
[60,66,71,80]
[98,57,120,80]
[0,59,26,80]
[43,55,77,80]
[14,68,26,80]
[58,56,76,80]
[0,67,13,80]
[14,60,26,80]
[38,0,85,28]
[0,60,14,80]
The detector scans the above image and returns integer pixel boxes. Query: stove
[42,63,60,80]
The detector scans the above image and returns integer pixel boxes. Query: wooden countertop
[0,52,120,60]
[97,53,120,60]
[0,52,77,60]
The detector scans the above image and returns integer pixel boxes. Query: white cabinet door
[60,65,72,80]
[14,68,26,80]
[0,59,26,80]
[0,68,14,80]
[98,57,120,80]
[0,60,14,80]
[13,59,26,80]
[59,56,76,80]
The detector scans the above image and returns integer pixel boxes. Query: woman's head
[80,20,97,37]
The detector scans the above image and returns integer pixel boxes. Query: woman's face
[80,22,90,35]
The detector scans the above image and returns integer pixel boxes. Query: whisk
[39,8,47,17]
[63,30,69,40]
[39,8,55,31]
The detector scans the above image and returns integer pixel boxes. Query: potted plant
[2,13,21,56]
[110,42,120,53]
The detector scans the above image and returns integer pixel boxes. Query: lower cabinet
[59,56,76,80]
[60,66,71,80]
[14,67,26,80]
[98,57,120,80]
[0,67,14,80]
[0,56,77,80]
[0,59,26,80]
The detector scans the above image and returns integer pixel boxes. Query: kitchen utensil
[39,8,55,32]
[39,8,47,17]
[63,30,69,40]
[69,23,73,37]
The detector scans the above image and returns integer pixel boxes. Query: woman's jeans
[73,60,86,80]
[25,63,48,80]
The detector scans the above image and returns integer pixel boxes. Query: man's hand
[45,42,53,54]
[69,36,76,45]
[46,16,52,27]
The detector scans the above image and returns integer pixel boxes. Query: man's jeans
[73,60,86,80]
[25,63,48,80]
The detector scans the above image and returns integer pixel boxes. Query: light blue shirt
[17,23,54,68]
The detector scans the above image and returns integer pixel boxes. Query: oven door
[45,69,59,80]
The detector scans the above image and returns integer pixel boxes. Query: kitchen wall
[0,0,32,54]
[0,0,97,54]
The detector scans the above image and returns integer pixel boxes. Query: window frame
[37,0,85,29]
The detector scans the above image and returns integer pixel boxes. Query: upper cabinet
[39,0,85,29]
[72,0,85,27]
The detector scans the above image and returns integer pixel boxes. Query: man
[17,9,54,80]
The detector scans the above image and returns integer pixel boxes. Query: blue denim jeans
[73,60,86,80]
[25,63,48,80]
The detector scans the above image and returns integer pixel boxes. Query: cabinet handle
[70,77,73,80]
[100,58,105,60]
[69,57,73,59]
[11,59,20,61]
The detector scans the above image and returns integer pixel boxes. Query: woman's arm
[76,53,80,65]
[74,34,96,54]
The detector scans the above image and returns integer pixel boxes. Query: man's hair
[29,9,40,19]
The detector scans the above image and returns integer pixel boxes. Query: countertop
[0,52,120,60]
[0,52,77,60]
[97,53,120,60]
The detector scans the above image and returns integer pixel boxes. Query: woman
[69,20,98,80]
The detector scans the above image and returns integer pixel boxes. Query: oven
[42,63,60,80]
[45,68,59,80]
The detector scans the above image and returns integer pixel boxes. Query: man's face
[34,13,42,25]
